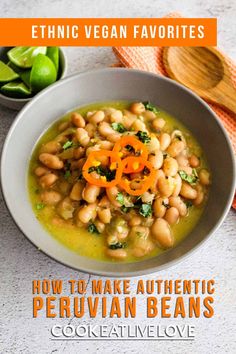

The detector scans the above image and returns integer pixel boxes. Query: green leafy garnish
[63,140,73,150]
[116,192,124,205]
[109,242,127,250]
[36,203,45,210]
[88,223,100,234]
[136,232,144,238]
[162,201,170,208]
[139,203,152,218]
[135,131,151,144]
[111,122,127,133]
[64,170,71,179]
[142,101,159,114]
[125,144,135,153]
[185,200,193,208]
[88,166,115,182]
[121,206,129,213]
[178,169,198,185]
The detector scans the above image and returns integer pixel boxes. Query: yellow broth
[28,101,209,262]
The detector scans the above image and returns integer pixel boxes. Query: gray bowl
[1,68,235,276]
[0,47,67,110]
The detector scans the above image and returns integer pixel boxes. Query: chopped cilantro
[139,203,152,218]
[64,170,71,179]
[88,223,100,234]
[111,122,127,133]
[36,203,45,210]
[135,131,151,144]
[162,201,170,208]
[143,166,150,175]
[185,200,193,208]
[88,165,115,182]
[142,101,159,114]
[63,140,74,150]
[178,169,198,185]
[136,232,144,238]
[121,206,129,213]
[116,192,124,205]
[109,242,127,250]
[125,144,135,153]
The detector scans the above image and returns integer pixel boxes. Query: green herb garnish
[109,242,127,250]
[36,203,45,210]
[135,131,151,144]
[139,203,152,218]
[121,206,129,213]
[116,192,124,205]
[111,122,127,133]
[185,200,193,208]
[162,201,170,208]
[142,101,159,114]
[136,232,144,238]
[125,144,135,153]
[64,170,71,179]
[63,140,74,150]
[178,169,198,185]
[88,165,115,182]
[88,223,100,234]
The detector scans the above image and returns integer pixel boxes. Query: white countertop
[0,1,236,353]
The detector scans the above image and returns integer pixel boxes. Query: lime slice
[0,61,19,83]
[7,61,23,74]
[1,81,31,98]
[20,70,31,88]
[7,47,47,68]
[46,47,59,72]
[30,54,57,93]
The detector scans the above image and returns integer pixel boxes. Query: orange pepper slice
[113,136,148,173]
[82,150,122,187]
[119,157,155,196]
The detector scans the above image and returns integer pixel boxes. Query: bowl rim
[0,47,68,103]
[1,67,235,277]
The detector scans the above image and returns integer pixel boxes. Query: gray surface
[0,0,236,353]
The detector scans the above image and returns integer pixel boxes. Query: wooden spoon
[162,46,236,115]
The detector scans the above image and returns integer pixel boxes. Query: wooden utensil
[162,46,236,115]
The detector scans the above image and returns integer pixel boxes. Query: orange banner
[0,18,217,46]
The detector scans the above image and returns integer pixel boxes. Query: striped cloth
[112,14,236,209]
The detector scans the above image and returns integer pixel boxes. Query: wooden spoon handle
[211,80,236,115]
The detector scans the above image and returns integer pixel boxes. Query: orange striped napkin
[112,14,236,209]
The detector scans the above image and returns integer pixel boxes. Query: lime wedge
[7,47,47,68]
[20,70,31,88]
[1,81,31,98]
[7,61,23,74]
[46,47,59,72]
[0,61,19,83]
[30,54,57,93]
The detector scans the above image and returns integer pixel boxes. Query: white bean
[159,133,171,151]
[163,157,178,177]
[164,207,179,225]
[151,218,174,248]
[169,196,187,216]
[180,182,197,199]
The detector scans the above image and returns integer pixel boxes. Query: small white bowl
[0,47,67,110]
